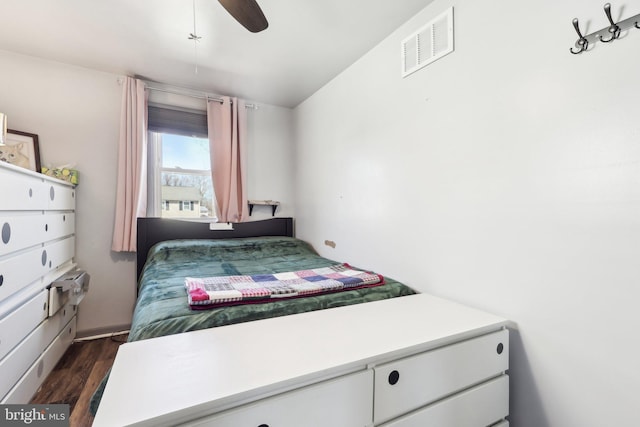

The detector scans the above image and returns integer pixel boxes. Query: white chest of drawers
[94,293,511,427]
[0,161,78,403]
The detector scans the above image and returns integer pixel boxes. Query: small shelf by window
[248,200,280,216]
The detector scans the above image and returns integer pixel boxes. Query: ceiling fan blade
[218,0,269,33]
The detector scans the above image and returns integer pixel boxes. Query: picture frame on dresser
[1,129,41,172]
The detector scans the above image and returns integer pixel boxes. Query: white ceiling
[0,0,434,108]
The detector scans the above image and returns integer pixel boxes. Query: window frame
[147,130,216,221]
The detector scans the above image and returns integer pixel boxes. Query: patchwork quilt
[186,263,385,308]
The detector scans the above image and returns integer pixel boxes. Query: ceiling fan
[218,0,269,33]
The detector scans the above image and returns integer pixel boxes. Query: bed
[90,217,416,414]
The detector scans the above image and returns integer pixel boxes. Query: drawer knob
[497,343,504,354]
[41,250,48,266]
[50,186,55,201]
[0,275,3,287]
[388,370,400,385]
[258,424,269,427]
[2,222,10,244]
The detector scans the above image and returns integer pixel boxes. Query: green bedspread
[90,236,415,415]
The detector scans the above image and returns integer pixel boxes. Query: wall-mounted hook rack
[570,3,640,54]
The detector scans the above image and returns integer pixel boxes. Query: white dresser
[0,161,78,403]
[94,293,511,427]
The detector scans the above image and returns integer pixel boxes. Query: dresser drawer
[184,370,373,427]
[374,329,508,425]
[1,316,76,404]
[0,165,74,212]
[380,375,509,427]
[0,290,48,361]
[0,236,75,302]
[0,168,49,211]
[0,300,76,399]
[47,182,75,211]
[42,236,75,271]
[0,213,75,257]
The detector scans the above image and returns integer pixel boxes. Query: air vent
[402,7,454,77]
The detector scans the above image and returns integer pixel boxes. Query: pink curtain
[111,77,148,252]
[207,97,248,223]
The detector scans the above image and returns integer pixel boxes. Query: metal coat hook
[599,3,621,42]
[570,3,640,54]
[570,19,589,54]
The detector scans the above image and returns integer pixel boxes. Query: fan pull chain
[188,0,202,73]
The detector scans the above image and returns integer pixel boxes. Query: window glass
[148,131,215,220]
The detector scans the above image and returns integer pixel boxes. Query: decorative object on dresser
[41,166,79,185]
[0,129,41,172]
[0,160,86,404]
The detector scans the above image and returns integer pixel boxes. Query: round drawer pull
[388,370,400,385]
[497,343,504,354]
[0,275,3,287]
[2,222,10,244]
[258,424,269,427]
[41,250,48,266]
[50,186,55,201]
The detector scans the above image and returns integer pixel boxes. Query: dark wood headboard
[136,217,294,280]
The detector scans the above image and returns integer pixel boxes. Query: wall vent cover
[402,7,454,77]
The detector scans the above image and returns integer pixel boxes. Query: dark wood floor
[30,334,127,427]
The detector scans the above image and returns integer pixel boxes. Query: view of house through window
[150,131,215,220]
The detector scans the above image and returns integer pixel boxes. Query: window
[147,105,216,220]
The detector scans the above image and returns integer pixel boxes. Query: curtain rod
[145,85,258,109]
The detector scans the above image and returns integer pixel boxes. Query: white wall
[0,50,295,336]
[247,103,295,219]
[0,50,135,335]
[293,1,640,426]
